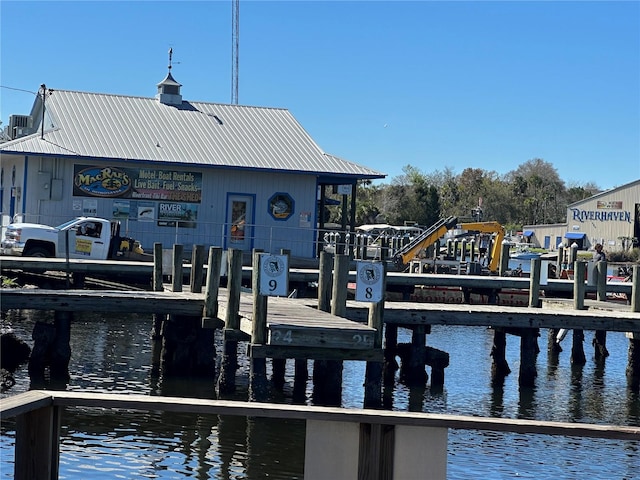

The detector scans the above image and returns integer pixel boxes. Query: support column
[249,249,269,401]
[217,248,243,395]
[151,242,164,378]
[571,261,586,365]
[626,268,640,391]
[364,261,386,409]
[490,328,511,383]
[313,254,347,406]
[593,261,609,360]
[50,310,72,383]
[15,406,61,480]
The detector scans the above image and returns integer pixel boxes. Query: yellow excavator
[454,221,505,273]
[392,217,505,274]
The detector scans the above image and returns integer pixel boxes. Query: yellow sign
[75,238,92,255]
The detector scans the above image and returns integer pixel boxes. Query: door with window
[226,194,254,251]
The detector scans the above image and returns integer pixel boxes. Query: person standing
[593,243,606,262]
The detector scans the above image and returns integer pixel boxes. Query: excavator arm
[392,216,458,270]
[457,221,505,273]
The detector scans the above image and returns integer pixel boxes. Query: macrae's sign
[74,166,131,197]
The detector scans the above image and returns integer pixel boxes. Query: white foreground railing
[1,390,638,480]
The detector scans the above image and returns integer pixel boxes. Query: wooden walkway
[1,256,633,295]
[336,299,640,332]
[2,287,638,339]
[0,287,380,360]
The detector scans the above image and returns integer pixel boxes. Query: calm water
[1,308,639,479]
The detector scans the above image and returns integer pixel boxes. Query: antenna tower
[231,0,239,104]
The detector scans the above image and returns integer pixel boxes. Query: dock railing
[2,390,638,480]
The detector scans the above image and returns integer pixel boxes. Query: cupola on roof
[156,48,182,106]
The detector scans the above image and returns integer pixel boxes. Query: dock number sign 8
[355,261,383,303]
[259,254,289,296]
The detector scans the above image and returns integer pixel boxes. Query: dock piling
[571,261,586,365]
[593,261,609,360]
[217,248,243,395]
[627,268,640,391]
[249,249,269,402]
[313,253,348,406]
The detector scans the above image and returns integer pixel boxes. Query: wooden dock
[3,286,637,334]
[2,248,639,400]
[1,255,633,296]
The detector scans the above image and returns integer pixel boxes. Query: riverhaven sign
[570,207,632,223]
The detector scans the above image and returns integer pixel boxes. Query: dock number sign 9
[259,254,289,296]
[355,261,384,303]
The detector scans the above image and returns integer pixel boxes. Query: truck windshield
[56,218,82,230]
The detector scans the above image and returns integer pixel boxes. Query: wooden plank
[2,257,633,295]
[249,345,384,361]
[268,324,374,349]
[0,390,52,417]
[338,300,640,332]
[7,390,636,441]
[0,289,204,316]
[15,405,60,480]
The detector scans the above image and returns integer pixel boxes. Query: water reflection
[1,312,639,479]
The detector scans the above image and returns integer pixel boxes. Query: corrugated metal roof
[0,89,385,180]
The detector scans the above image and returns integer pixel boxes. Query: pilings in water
[217,248,243,395]
[313,253,348,406]
[571,261,587,365]
[518,258,541,387]
[158,244,220,378]
[248,250,270,402]
[593,261,610,361]
[28,311,73,386]
[627,268,640,391]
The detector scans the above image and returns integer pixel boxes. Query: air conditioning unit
[9,114,34,139]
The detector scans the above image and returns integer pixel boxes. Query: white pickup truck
[0,216,139,260]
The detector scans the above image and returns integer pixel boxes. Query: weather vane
[168,47,173,71]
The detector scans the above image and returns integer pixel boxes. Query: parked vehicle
[0,217,140,260]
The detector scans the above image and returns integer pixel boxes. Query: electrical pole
[231,0,239,105]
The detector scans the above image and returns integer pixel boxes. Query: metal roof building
[522,179,640,253]
[1,72,385,259]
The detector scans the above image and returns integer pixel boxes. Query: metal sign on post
[540,260,549,286]
[259,253,289,296]
[355,260,384,303]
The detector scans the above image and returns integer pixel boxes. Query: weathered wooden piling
[294,251,332,402]
[490,328,511,383]
[249,249,269,402]
[202,247,222,324]
[190,244,205,293]
[151,242,164,377]
[519,258,541,386]
[498,242,510,277]
[161,244,215,377]
[50,310,71,382]
[28,312,72,385]
[593,261,609,360]
[172,244,184,292]
[313,253,348,406]
[270,249,291,391]
[627,268,640,391]
[217,248,243,395]
[364,260,386,408]
[571,261,586,365]
[400,325,429,386]
[519,329,539,387]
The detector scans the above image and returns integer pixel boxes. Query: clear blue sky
[1,1,638,191]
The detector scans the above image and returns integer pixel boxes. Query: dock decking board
[2,289,638,333]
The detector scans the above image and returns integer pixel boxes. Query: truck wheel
[23,247,51,257]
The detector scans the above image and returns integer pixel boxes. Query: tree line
[342,158,601,233]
